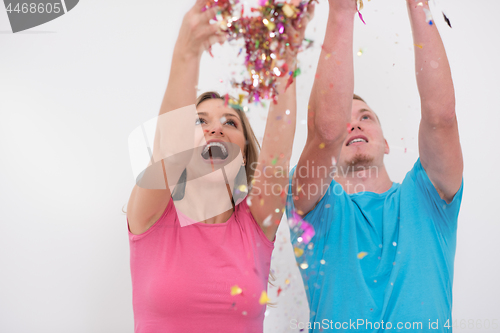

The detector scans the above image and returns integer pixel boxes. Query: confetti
[357,252,368,259]
[259,291,271,304]
[231,285,243,295]
[204,0,317,104]
[288,211,315,244]
[263,214,273,227]
[294,247,304,257]
[422,8,433,25]
[357,0,366,24]
[443,12,452,28]
[277,286,283,296]
[319,142,325,149]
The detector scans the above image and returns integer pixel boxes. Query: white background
[1,0,499,332]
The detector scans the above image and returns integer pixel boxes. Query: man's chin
[343,154,374,170]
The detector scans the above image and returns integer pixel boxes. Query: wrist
[172,42,202,63]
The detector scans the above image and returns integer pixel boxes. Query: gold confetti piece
[300,263,309,269]
[260,199,264,206]
[231,285,243,296]
[285,279,290,285]
[259,291,270,305]
[319,142,325,149]
[357,0,364,10]
[238,184,248,193]
[357,252,368,259]
[282,4,295,18]
[414,43,424,49]
[357,49,364,56]
[294,247,304,257]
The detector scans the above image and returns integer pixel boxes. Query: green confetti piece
[293,68,301,78]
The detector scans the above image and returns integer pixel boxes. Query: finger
[208,22,223,36]
[307,3,316,21]
[194,0,208,11]
[202,6,219,21]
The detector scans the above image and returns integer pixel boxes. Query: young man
[287,0,463,331]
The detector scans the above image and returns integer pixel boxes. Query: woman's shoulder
[234,198,275,248]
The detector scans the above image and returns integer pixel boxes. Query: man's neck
[334,163,393,194]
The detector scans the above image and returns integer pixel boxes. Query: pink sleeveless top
[128,199,274,333]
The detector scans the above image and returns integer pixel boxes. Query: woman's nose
[204,124,224,136]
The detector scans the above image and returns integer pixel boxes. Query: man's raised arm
[407,0,463,203]
[292,0,357,215]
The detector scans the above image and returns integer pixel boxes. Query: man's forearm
[407,0,455,121]
[309,7,356,142]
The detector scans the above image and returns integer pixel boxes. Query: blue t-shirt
[286,159,463,332]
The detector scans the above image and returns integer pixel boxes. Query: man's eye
[362,115,370,120]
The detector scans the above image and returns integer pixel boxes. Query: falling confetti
[294,246,305,257]
[231,285,243,295]
[357,0,366,24]
[259,291,271,304]
[422,7,433,25]
[288,211,315,244]
[357,252,368,259]
[442,12,452,28]
[263,214,273,227]
[204,0,317,104]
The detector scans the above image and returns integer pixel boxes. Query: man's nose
[349,121,362,133]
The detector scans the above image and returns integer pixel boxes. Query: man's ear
[384,139,390,154]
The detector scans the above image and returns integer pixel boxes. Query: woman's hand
[284,3,315,68]
[175,0,227,59]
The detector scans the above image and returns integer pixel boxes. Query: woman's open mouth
[201,142,229,160]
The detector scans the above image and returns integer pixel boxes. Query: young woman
[126,1,312,332]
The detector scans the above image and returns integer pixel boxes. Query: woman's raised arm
[127,1,225,235]
[248,5,315,242]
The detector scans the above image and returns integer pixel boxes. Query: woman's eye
[195,118,206,125]
[225,120,237,127]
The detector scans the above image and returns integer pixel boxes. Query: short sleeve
[405,158,464,236]
[286,166,342,244]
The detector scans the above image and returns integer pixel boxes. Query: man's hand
[328,0,358,14]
